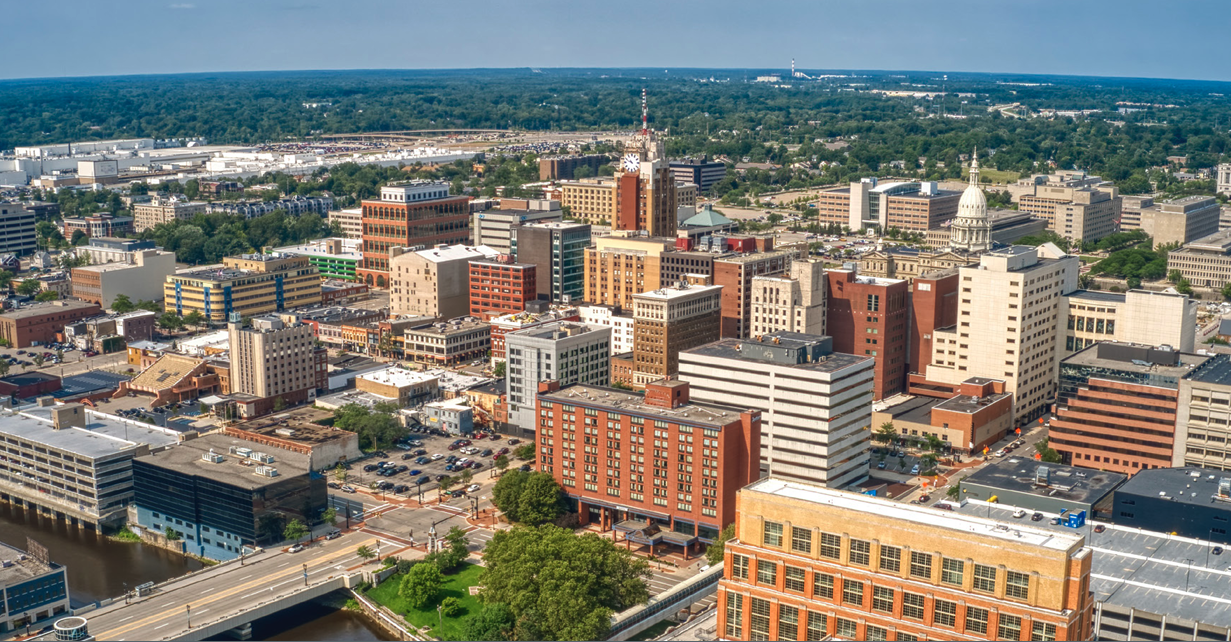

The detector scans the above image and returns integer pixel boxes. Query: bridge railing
[608,562,723,640]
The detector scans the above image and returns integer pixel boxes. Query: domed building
[949,149,993,253]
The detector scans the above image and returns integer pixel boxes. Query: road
[891,420,1051,506]
[81,530,382,642]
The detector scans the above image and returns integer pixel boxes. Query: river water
[0,504,387,640]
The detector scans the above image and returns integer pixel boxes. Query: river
[0,504,388,640]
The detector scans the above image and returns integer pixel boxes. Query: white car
[288,543,306,553]
[431,453,444,461]
[467,484,481,493]
[1012,509,1027,519]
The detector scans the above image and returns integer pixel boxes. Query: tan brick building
[718,479,1093,641]
[630,283,722,388]
[132,196,206,232]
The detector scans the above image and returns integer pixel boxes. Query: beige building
[388,244,498,319]
[583,235,676,309]
[132,196,206,232]
[355,367,439,407]
[1063,289,1196,353]
[71,249,176,308]
[165,253,321,323]
[925,244,1079,422]
[228,314,318,403]
[1017,177,1120,243]
[860,247,976,283]
[676,182,697,210]
[750,259,827,337]
[1175,355,1231,471]
[629,282,722,388]
[1137,195,1220,248]
[328,208,362,239]
[1166,229,1231,288]
[559,177,617,225]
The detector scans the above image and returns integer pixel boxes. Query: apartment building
[1018,181,1120,243]
[826,269,910,400]
[70,249,176,308]
[814,179,962,231]
[0,400,178,527]
[0,300,102,348]
[908,268,960,376]
[925,244,1080,422]
[670,156,727,192]
[387,244,499,319]
[61,213,133,239]
[165,253,321,323]
[1063,289,1196,353]
[680,332,874,487]
[468,254,536,317]
[488,303,580,365]
[403,318,491,367]
[505,321,610,431]
[715,251,792,338]
[471,205,562,254]
[1166,228,1231,287]
[1174,354,1231,471]
[577,303,635,354]
[1051,342,1205,475]
[358,181,471,286]
[749,260,826,337]
[514,221,590,303]
[328,208,362,239]
[539,154,607,181]
[206,195,333,219]
[718,479,1093,642]
[0,203,36,257]
[536,379,760,546]
[630,283,723,388]
[132,196,206,232]
[228,314,321,416]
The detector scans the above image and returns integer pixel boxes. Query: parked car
[288,543,306,553]
[327,481,340,489]
[325,530,342,540]
[393,485,410,494]
[481,449,493,457]
[1031,512,1044,522]
[412,449,427,456]
[416,476,430,485]
[431,453,444,460]
[507,438,521,445]
[409,469,422,476]
[363,464,379,472]
[910,464,920,475]
[1012,509,1027,518]
[876,461,886,470]
[341,485,356,494]
[415,456,430,465]
[401,453,415,460]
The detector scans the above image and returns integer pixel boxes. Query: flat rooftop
[0,541,60,585]
[683,336,872,375]
[358,367,438,388]
[1182,228,1231,253]
[1066,289,1126,304]
[423,368,494,393]
[1115,467,1231,509]
[134,432,312,490]
[1185,353,1231,386]
[633,284,723,301]
[231,406,354,445]
[0,405,179,460]
[539,384,751,429]
[1062,342,1207,379]
[0,300,98,320]
[714,250,792,264]
[747,478,1082,551]
[413,244,498,264]
[962,456,1127,505]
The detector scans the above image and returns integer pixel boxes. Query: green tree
[70,229,88,246]
[1221,282,1231,301]
[491,469,528,522]
[513,443,535,461]
[136,300,161,312]
[0,270,13,290]
[182,310,206,329]
[31,355,44,368]
[439,596,463,617]
[356,545,377,561]
[438,475,456,500]
[1035,439,1063,464]
[435,526,470,572]
[283,518,308,543]
[273,397,287,412]
[874,422,897,446]
[158,313,184,331]
[165,526,181,541]
[16,280,41,297]
[321,507,337,528]
[518,472,564,526]
[705,523,735,566]
[111,294,136,313]
[34,290,57,302]
[399,560,444,609]
[0,361,10,377]
[479,524,650,641]
[494,454,510,476]
[1176,278,1194,296]
[493,361,506,378]
[463,603,515,641]
[1167,269,1184,284]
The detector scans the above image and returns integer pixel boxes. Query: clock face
[622,153,640,173]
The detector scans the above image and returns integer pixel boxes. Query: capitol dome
[949,148,992,253]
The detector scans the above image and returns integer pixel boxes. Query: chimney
[51,404,86,431]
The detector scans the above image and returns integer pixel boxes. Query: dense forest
[6,68,1231,201]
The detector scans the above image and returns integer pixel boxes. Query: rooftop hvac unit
[255,466,279,478]
[255,452,276,464]
[236,447,252,458]
[275,428,296,438]
[201,450,225,464]
[1219,477,1231,499]
[1035,466,1050,487]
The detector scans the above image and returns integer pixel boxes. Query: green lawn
[979,168,1021,184]
[365,562,484,641]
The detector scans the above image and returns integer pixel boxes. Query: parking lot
[331,429,527,501]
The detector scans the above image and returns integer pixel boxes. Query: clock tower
[613,89,675,235]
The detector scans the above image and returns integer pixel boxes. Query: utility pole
[186,604,192,630]
[302,563,309,586]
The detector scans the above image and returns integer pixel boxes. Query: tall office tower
[612,92,676,236]
[680,332,874,487]
[925,244,1079,423]
[909,268,960,377]
[387,244,498,319]
[228,313,320,414]
[358,181,471,287]
[826,268,910,400]
[749,259,827,337]
[504,321,610,431]
[514,221,590,303]
[714,251,792,338]
[629,282,722,388]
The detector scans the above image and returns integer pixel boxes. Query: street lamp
[1184,558,1194,592]
[302,563,309,587]
[186,604,192,629]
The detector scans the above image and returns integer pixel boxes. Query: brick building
[814,180,962,232]
[714,251,792,338]
[358,181,471,286]
[908,268,960,377]
[468,255,537,318]
[536,378,760,550]
[873,378,1014,454]
[630,282,722,388]
[0,300,102,348]
[826,269,909,400]
[718,479,1093,642]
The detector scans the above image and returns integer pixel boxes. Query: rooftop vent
[255,466,280,478]
[202,450,225,464]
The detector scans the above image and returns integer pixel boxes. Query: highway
[81,530,389,641]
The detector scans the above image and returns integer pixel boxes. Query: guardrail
[608,562,723,640]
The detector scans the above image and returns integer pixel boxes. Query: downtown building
[358,181,471,287]
[387,244,499,319]
[132,195,206,232]
[514,221,591,303]
[536,378,760,550]
[504,321,611,431]
[718,479,1093,642]
[814,179,962,232]
[714,250,793,338]
[164,253,322,323]
[749,260,827,338]
[680,332,874,487]
[626,281,723,389]
[468,254,537,318]
[826,268,910,400]
[228,314,323,418]
[470,202,562,254]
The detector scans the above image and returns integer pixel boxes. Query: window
[872,586,895,613]
[1006,570,1030,600]
[749,597,771,641]
[909,551,932,579]
[778,604,799,641]
[941,557,964,586]
[819,532,841,559]
[756,559,777,586]
[835,618,858,639]
[879,545,902,573]
[805,612,827,641]
[973,563,997,593]
[841,579,864,606]
[764,521,784,547]
[791,526,812,553]
[784,566,806,592]
[933,599,957,627]
[966,606,990,635]
[866,624,888,641]
[731,554,749,580]
[897,633,919,642]
[902,592,925,620]
[724,592,743,639]
[1032,621,1058,641]
[997,614,1022,641]
[813,572,834,599]
[849,539,871,566]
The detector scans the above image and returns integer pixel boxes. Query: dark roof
[1185,353,1231,386]
[468,379,506,397]
[1116,467,1231,508]
[1219,319,1231,336]
[962,456,1127,505]
[1067,289,1127,303]
[56,371,130,397]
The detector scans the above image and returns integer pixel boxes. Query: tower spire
[969,147,980,187]
[641,88,648,136]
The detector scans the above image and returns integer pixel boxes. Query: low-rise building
[165,253,321,323]
[320,280,369,305]
[355,367,439,407]
[273,238,361,281]
[1166,228,1231,288]
[328,208,362,239]
[0,300,102,348]
[224,407,362,470]
[959,457,1127,518]
[74,236,158,265]
[1135,195,1221,248]
[873,377,1013,454]
[468,254,536,318]
[404,318,491,367]
[71,249,176,309]
[422,398,473,435]
[132,196,206,232]
[117,354,227,406]
[0,541,69,634]
[61,213,134,239]
[388,244,499,319]
[1110,467,1231,544]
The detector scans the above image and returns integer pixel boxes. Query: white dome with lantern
[949,148,993,253]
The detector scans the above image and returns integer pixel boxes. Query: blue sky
[1,0,1224,81]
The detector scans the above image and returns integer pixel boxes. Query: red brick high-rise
[358,181,470,287]
[826,268,909,400]
[468,255,537,318]
[909,268,960,377]
[536,378,760,553]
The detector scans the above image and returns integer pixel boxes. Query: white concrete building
[1063,289,1197,354]
[328,208,362,239]
[679,332,875,488]
[576,303,636,354]
[504,321,610,431]
[749,259,826,337]
[70,249,176,308]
